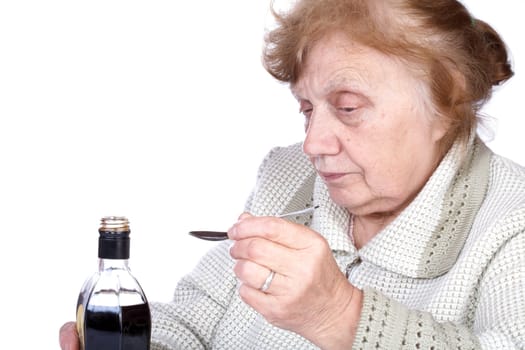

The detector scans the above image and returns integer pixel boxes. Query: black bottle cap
[98,216,131,259]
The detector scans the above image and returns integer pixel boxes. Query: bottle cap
[98,216,131,259]
[99,216,130,233]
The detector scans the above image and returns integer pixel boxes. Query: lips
[318,171,347,182]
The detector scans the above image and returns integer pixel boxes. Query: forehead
[291,31,418,98]
[291,32,383,96]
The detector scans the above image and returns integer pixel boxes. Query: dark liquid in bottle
[84,303,151,350]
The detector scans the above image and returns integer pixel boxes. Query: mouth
[318,171,348,182]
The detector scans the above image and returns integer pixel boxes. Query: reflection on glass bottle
[76,216,151,350]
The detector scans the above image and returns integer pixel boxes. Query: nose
[302,108,340,157]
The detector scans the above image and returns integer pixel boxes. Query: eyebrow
[326,74,369,93]
[291,74,368,101]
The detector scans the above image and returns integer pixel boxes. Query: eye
[298,100,313,131]
[332,92,364,124]
[299,100,313,118]
[300,109,313,131]
[337,107,356,114]
[336,105,363,126]
[335,104,358,122]
[334,94,358,115]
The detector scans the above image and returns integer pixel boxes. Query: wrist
[311,284,364,350]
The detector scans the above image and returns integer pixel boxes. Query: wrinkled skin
[228,31,446,348]
[228,214,362,349]
[60,31,446,350]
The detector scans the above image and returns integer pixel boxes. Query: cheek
[362,152,402,191]
[344,127,416,193]
[370,136,438,197]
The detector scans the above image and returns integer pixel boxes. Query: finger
[229,237,297,275]
[228,215,320,249]
[236,212,253,220]
[59,322,79,350]
[237,283,285,323]
[233,259,275,291]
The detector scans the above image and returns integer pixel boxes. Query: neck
[352,212,397,249]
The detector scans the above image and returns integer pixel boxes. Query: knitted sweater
[151,137,525,349]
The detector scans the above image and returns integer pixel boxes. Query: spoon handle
[188,206,318,241]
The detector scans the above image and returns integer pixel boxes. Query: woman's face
[293,31,448,217]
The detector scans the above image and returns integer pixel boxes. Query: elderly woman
[60,0,525,349]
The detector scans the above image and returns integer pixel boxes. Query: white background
[0,1,523,348]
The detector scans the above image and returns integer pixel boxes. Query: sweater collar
[310,137,491,278]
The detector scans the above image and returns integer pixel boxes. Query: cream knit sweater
[151,137,525,349]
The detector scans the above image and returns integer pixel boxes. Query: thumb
[59,322,79,350]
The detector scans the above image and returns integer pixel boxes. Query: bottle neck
[98,231,130,259]
[98,258,129,271]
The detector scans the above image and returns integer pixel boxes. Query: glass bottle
[76,216,151,350]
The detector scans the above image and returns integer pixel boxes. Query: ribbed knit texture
[151,137,525,349]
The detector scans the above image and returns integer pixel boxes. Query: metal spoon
[188,206,319,241]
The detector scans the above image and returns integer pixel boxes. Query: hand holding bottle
[59,322,79,350]
[59,216,151,350]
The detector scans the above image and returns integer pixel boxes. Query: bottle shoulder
[79,267,148,307]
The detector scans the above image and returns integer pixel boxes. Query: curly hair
[263,0,514,150]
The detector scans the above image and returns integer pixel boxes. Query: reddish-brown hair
[263,0,514,150]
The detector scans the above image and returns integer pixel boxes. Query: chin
[327,188,368,212]
[327,187,396,217]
